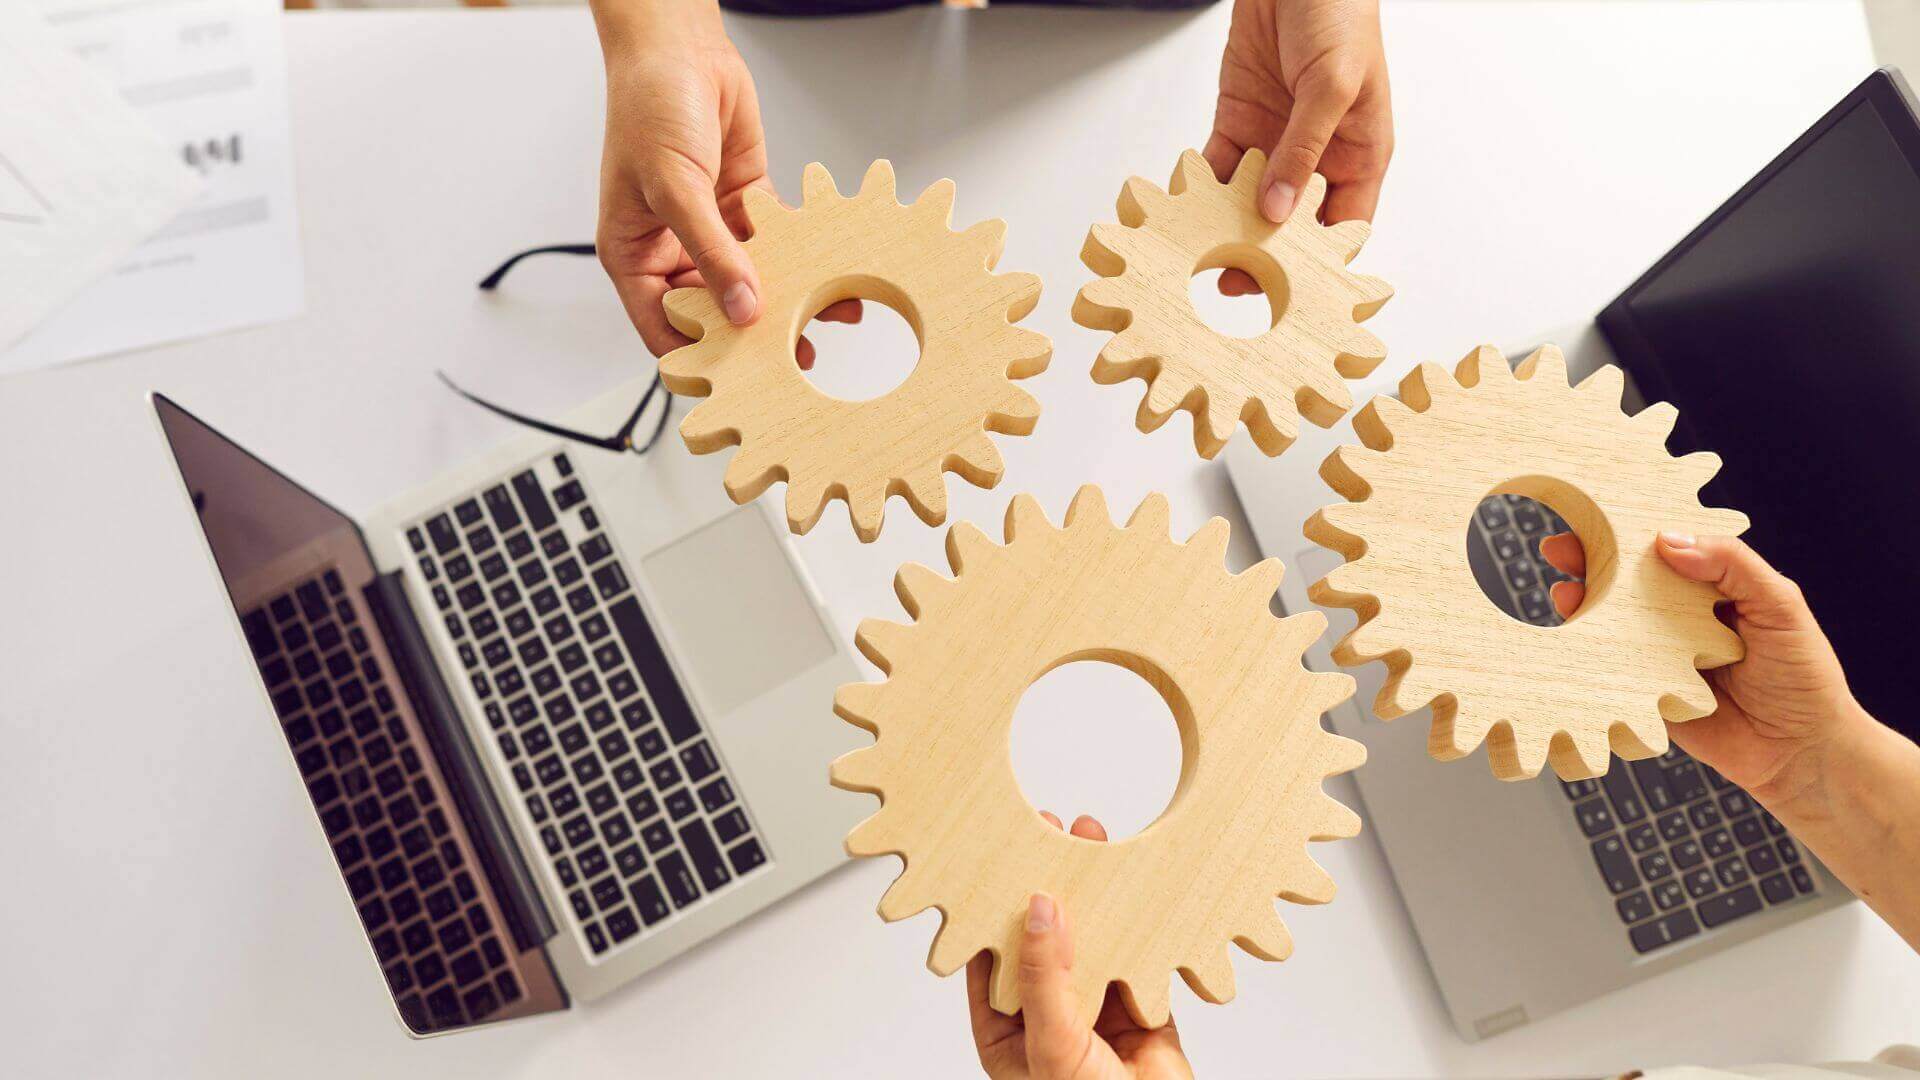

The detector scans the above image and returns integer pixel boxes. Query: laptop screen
[1599,71,1920,745]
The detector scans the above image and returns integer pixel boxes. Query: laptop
[1226,68,1920,1039]
[154,377,862,1036]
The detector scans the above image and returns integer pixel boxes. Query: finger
[967,951,1023,1063]
[1656,533,1816,630]
[1551,580,1585,620]
[1323,173,1386,227]
[796,335,816,371]
[1039,810,1063,831]
[1261,67,1361,223]
[816,298,862,324]
[605,270,692,358]
[1018,894,1092,1077]
[1539,533,1587,577]
[1217,268,1263,296]
[1201,130,1246,183]
[644,161,764,326]
[1069,815,1108,842]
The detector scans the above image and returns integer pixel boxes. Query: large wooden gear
[1304,345,1749,782]
[659,160,1052,542]
[830,485,1366,1028]
[1072,149,1392,459]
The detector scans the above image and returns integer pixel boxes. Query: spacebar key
[608,596,703,744]
[1698,884,1763,928]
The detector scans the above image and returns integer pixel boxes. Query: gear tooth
[944,520,998,575]
[1091,331,1152,386]
[1329,617,1394,665]
[1427,703,1486,761]
[1346,274,1394,320]
[661,287,718,342]
[1304,510,1367,565]
[1004,327,1053,380]
[1228,146,1268,192]
[1382,659,1445,716]
[1119,176,1171,225]
[1333,325,1387,378]
[946,431,1006,488]
[1276,852,1337,905]
[1576,362,1627,406]
[899,468,949,525]
[801,161,840,205]
[1233,904,1294,962]
[657,338,717,397]
[1610,718,1668,760]
[741,185,787,230]
[858,159,899,202]
[1178,948,1237,1004]
[1397,361,1458,412]
[1487,723,1552,781]
[1660,668,1720,722]
[1080,222,1134,277]
[1063,485,1113,530]
[1514,344,1569,387]
[721,444,782,503]
[1195,394,1241,459]
[678,399,738,453]
[1170,148,1215,194]
[1288,173,1329,223]
[784,477,832,536]
[844,812,903,857]
[894,562,953,620]
[1677,451,1726,490]
[987,383,1042,436]
[993,271,1045,323]
[1118,974,1174,1030]
[1634,401,1680,443]
[1182,516,1232,567]
[1236,557,1286,602]
[829,746,885,793]
[1073,277,1133,330]
[1548,730,1612,781]
[1004,492,1053,541]
[877,866,934,921]
[1125,491,1172,535]
[846,486,887,544]
[912,176,956,226]
[927,918,978,976]
[1313,795,1364,841]
[1320,731,1368,779]
[1456,344,1512,387]
[832,682,886,731]
[1323,218,1371,262]
[854,618,914,674]
[957,218,1008,269]
[1137,369,1191,428]
[1704,506,1750,536]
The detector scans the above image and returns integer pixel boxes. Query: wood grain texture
[659,160,1051,542]
[831,485,1365,1028]
[1072,150,1392,460]
[1304,345,1749,781]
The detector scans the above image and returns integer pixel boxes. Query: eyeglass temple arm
[477,244,599,291]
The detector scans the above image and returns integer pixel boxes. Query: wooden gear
[659,160,1051,542]
[830,485,1365,1029]
[1072,149,1392,459]
[1304,345,1749,782]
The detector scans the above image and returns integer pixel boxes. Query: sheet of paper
[0,0,304,374]
[0,0,202,360]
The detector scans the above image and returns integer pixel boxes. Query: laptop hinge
[364,571,556,951]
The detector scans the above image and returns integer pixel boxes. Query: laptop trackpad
[641,507,835,716]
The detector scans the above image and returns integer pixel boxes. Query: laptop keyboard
[405,451,768,961]
[1471,495,1819,955]
[241,570,532,1033]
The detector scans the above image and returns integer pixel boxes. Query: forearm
[588,0,723,56]
[1759,705,1920,950]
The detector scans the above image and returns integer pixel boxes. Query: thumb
[644,160,762,326]
[1656,533,1815,630]
[1260,67,1360,223]
[1018,894,1091,1078]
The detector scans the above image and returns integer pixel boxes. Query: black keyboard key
[1791,865,1815,894]
[1653,879,1686,911]
[713,806,749,844]
[607,907,640,943]
[567,585,596,615]
[484,485,522,531]
[592,876,625,912]
[512,471,556,531]
[600,730,632,763]
[569,890,592,921]
[585,782,618,816]
[541,531,569,559]
[553,478,586,510]
[1638,851,1673,880]
[407,527,427,553]
[1615,890,1653,924]
[698,777,735,814]
[1666,760,1708,803]
[1699,884,1763,928]
[1591,835,1638,894]
[531,587,561,616]
[727,838,766,876]
[1672,838,1704,869]
[1629,757,1677,813]
[1761,872,1795,905]
[1702,827,1735,859]
[572,754,604,786]
[1600,767,1646,824]
[1714,854,1750,888]
[613,759,645,793]
[632,877,671,925]
[1561,778,1599,801]
[1629,909,1700,953]
[586,923,608,954]
[642,820,673,853]
[555,557,583,587]
[505,532,534,561]
[1689,800,1723,831]
[601,815,632,848]
[657,851,700,908]
[1719,789,1755,819]
[1625,823,1658,853]
[607,670,639,703]
[628,789,659,823]
[497,970,522,1004]
[536,754,567,786]
[680,740,720,783]
[1777,837,1801,864]
[1732,816,1766,849]
[562,813,595,847]
[462,984,499,1022]
[615,843,647,877]
[609,596,702,744]
[455,498,483,527]
[650,757,682,790]
[1657,810,1690,843]
[593,561,630,600]
[1574,798,1615,837]
[1747,843,1781,876]
[578,845,609,880]
[679,818,732,891]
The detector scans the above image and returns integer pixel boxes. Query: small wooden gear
[659,160,1051,542]
[1304,345,1749,781]
[1072,149,1392,459]
[830,485,1365,1028]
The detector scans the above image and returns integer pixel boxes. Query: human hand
[967,812,1194,1080]
[589,0,856,367]
[1541,532,1865,803]
[1203,0,1391,298]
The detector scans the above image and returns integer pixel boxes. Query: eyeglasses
[436,243,674,455]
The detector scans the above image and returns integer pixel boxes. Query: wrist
[1753,699,1888,824]
[590,0,724,58]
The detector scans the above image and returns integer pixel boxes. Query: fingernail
[1260,181,1297,223]
[1027,894,1055,932]
[1660,531,1696,549]
[723,282,756,325]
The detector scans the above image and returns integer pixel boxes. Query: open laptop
[1227,68,1920,1039]
[155,377,862,1036]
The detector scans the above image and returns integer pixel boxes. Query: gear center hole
[1009,656,1192,841]
[1188,243,1289,339]
[793,276,924,403]
[1465,478,1618,627]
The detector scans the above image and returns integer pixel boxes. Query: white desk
[2,3,1910,1075]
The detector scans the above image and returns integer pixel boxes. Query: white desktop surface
[1,3,1910,1075]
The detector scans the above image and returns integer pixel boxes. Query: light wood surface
[830,485,1366,1028]
[1303,346,1749,781]
[1072,150,1393,459]
[659,160,1051,542]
